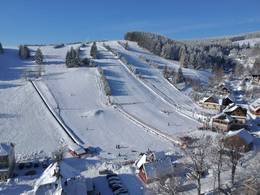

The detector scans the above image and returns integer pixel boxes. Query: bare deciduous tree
[185,135,212,195]
[210,135,226,193]
[227,144,241,185]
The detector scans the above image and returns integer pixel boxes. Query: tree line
[125,32,241,71]
[65,42,97,68]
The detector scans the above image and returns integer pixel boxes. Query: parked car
[18,163,25,170]
[106,173,118,179]
[108,176,121,182]
[33,161,39,168]
[25,170,36,176]
[42,160,49,168]
[25,162,33,169]
[109,180,122,187]
[113,187,128,195]
[110,184,124,191]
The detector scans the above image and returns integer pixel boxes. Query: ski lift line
[104,46,199,123]
[29,80,84,147]
[114,105,182,145]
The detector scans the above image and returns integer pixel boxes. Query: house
[211,113,234,132]
[216,83,230,96]
[249,98,260,117]
[68,143,88,158]
[252,74,260,84]
[224,129,254,152]
[135,151,173,183]
[199,95,221,110]
[224,103,247,129]
[0,143,15,181]
[25,161,95,195]
[221,96,233,109]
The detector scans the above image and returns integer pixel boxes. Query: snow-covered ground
[1,40,259,195]
[0,48,70,161]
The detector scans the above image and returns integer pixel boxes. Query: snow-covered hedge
[97,67,112,96]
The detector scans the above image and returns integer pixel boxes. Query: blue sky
[1,0,260,45]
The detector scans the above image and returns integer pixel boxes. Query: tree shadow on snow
[0,184,32,195]
[106,79,128,96]
[103,69,121,78]
[0,113,19,119]
[93,173,145,195]
[44,60,65,65]
[0,83,21,89]
[0,48,32,81]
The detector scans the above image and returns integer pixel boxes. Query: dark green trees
[90,42,97,59]
[34,48,43,64]
[19,45,30,59]
[0,42,4,54]
[65,47,80,68]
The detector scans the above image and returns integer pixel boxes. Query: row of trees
[163,66,185,84]
[157,135,250,195]
[65,42,97,68]
[19,46,44,64]
[186,135,251,195]
[97,67,111,96]
[65,47,81,68]
[90,42,97,59]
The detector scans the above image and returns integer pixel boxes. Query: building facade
[0,143,15,181]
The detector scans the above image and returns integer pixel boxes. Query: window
[0,156,9,169]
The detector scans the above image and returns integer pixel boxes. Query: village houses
[0,143,15,181]
[249,98,260,117]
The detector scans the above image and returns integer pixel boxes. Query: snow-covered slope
[0,40,204,160]
[0,49,72,160]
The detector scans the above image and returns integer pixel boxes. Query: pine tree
[0,42,4,54]
[163,65,169,78]
[34,48,43,64]
[65,47,80,68]
[18,45,30,59]
[252,58,260,74]
[125,41,129,50]
[174,67,185,83]
[90,42,97,59]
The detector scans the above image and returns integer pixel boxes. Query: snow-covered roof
[136,154,147,169]
[0,143,13,156]
[201,95,219,104]
[143,157,173,180]
[26,160,89,195]
[34,161,82,190]
[224,103,239,113]
[212,113,233,122]
[250,98,260,112]
[136,151,168,169]
[226,129,254,144]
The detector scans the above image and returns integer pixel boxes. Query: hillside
[125,31,260,72]
[0,41,206,160]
